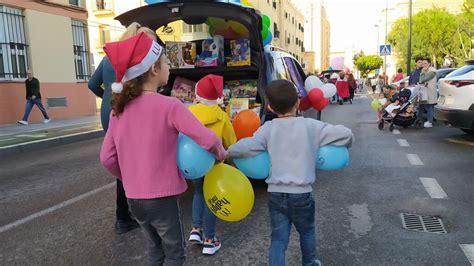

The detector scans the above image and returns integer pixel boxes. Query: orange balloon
[232,110,261,140]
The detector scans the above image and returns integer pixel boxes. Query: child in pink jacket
[99,32,226,265]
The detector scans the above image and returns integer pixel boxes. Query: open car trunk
[115,1,266,114]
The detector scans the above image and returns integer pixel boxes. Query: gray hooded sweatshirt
[227,117,353,193]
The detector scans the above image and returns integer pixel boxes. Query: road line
[406,154,424,165]
[0,129,102,150]
[0,138,15,142]
[397,139,410,147]
[392,129,401,134]
[459,244,474,265]
[419,178,448,199]
[0,182,115,233]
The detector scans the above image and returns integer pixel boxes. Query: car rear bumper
[434,106,474,129]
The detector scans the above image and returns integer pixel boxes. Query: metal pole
[407,0,412,74]
[375,25,379,55]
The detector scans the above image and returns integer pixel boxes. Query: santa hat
[195,74,224,105]
[104,32,163,93]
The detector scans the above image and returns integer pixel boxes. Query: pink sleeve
[168,100,226,161]
[100,115,122,179]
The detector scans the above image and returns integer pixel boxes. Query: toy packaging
[171,76,196,105]
[229,98,249,119]
[227,39,251,66]
[226,80,257,99]
[195,35,224,67]
[165,42,196,69]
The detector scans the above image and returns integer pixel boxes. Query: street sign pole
[407,0,412,74]
[384,0,388,73]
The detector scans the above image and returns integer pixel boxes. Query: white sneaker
[424,122,433,128]
[202,237,221,255]
[17,120,28,125]
[43,119,51,124]
[188,227,203,244]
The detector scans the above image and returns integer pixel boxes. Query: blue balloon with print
[316,145,349,171]
[177,134,215,179]
[234,151,270,179]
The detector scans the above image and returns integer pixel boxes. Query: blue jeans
[22,97,49,121]
[192,178,217,239]
[268,192,319,266]
[417,103,434,123]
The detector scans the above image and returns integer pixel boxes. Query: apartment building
[303,0,331,72]
[0,0,96,124]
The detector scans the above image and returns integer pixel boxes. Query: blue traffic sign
[379,44,391,56]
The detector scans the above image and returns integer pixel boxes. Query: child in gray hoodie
[227,80,353,266]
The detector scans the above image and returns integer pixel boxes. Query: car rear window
[445,65,474,78]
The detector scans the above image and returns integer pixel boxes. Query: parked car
[390,68,455,92]
[115,1,308,121]
[435,60,474,135]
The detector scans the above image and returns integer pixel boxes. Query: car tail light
[446,80,474,87]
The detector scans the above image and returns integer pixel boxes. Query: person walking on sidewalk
[88,22,158,234]
[18,70,50,125]
[417,57,437,128]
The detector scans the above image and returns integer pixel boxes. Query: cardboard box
[171,77,196,104]
[165,42,196,69]
[195,35,224,67]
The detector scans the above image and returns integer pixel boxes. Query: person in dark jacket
[87,22,158,234]
[408,57,424,85]
[18,70,50,125]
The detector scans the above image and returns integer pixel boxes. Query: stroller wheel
[378,121,384,130]
[415,118,424,129]
[389,123,394,132]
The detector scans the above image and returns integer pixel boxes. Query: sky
[293,0,396,55]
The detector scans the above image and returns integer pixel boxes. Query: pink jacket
[100,93,226,199]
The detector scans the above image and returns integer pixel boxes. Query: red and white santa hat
[104,32,163,93]
[195,74,224,105]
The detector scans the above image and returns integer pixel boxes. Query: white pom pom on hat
[111,82,123,93]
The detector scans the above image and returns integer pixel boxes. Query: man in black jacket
[18,70,50,125]
[408,56,424,86]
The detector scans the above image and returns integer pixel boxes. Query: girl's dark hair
[111,57,161,116]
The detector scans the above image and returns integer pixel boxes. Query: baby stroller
[378,89,424,132]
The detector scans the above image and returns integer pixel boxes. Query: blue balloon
[316,146,349,171]
[234,152,270,179]
[177,134,215,179]
[263,30,273,46]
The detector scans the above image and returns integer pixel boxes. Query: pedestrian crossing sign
[379,44,391,56]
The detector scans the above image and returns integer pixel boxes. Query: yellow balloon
[241,0,255,8]
[204,163,254,222]
[230,21,248,34]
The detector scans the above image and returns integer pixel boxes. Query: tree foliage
[352,50,365,67]
[354,55,383,76]
[387,4,472,71]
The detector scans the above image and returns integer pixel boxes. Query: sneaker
[423,122,433,128]
[202,237,221,255]
[43,119,51,124]
[189,227,203,244]
[17,120,28,125]
[114,219,139,234]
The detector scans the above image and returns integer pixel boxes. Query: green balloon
[261,26,269,40]
[371,99,382,110]
[262,14,270,28]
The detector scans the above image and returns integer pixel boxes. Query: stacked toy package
[171,77,196,105]
[227,39,251,66]
[195,35,224,67]
[165,42,196,69]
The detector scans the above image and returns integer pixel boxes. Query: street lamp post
[374,24,379,55]
[407,0,413,74]
[384,0,388,73]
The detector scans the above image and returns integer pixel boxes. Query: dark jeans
[22,97,49,121]
[116,179,133,221]
[417,103,435,123]
[192,178,217,239]
[128,196,186,266]
[268,192,319,266]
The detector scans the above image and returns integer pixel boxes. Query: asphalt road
[1,95,473,265]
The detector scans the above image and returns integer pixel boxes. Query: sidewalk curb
[0,129,104,157]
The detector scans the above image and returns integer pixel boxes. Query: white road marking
[0,130,102,150]
[16,134,47,138]
[0,182,115,233]
[392,129,401,134]
[397,139,410,147]
[459,244,474,265]
[406,154,424,165]
[0,138,15,142]
[419,178,448,199]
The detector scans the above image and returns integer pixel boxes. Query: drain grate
[400,213,447,234]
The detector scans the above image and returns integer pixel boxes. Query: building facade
[0,0,96,125]
[303,0,330,72]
